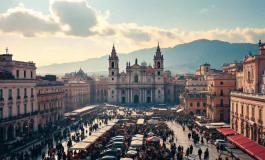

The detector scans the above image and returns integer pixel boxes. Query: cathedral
[108,44,165,104]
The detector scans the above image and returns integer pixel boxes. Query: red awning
[223,130,236,136]
[238,141,258,150]
[216,127,230,133]
[227,135,245,143]
[235,138,252,146]
[255,152,265,160]
[245,145,265,156]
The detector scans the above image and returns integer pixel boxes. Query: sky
[0,0,265,67]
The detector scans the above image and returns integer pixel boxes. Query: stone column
[151,88,153,103]
[131,89,133,103]
[140,89,142,103]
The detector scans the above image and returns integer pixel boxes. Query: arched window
[111,62,115,68]
[134,75,138,83]
[157,62,161,68]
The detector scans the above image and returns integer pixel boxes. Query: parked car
[98,156,117,160]
[214,139,225,146]
[105,142,124,149]
[108,138,124,144]
[100,149,122,157]
[111,136,125,140]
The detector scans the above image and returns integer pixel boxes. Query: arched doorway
[7,125,14,140]
[122,97,126,103]
[0,127,6,141]
[196,110,201,115]
[134,95,139,103]
[147,97,151,103]
[16,122,22,136]
[23,121,28,134]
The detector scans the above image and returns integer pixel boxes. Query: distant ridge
[37,39,258,76]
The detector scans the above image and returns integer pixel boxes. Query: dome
[76,68,85,77]
[146,65,154,73]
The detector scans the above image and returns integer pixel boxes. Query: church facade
[108,44,165,104]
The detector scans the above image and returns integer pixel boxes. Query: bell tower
[153,42,164,74]
[108,44,119,83]
[153,43,164,103]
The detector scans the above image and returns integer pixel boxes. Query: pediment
[243,55,255,62]
[120,72,126,76]
[130,64,141,69]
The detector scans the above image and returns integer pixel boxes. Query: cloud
[0,0,264,49]
[51,0,98,37]
[0,7,60,37]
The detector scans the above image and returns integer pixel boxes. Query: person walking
[189,145,193,155]
[204,148,209,160]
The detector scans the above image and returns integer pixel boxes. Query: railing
[0,60,35,67]
[24,96,28,99]
[31,111,39,116]
[37,92,64,96]
[230,91,265,100]
[0,113,31,124]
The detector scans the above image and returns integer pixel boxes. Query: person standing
[189,145,193,155]
[204,148,209,160]
[198,148,202,160]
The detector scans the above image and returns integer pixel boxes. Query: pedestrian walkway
[166,121,232,160]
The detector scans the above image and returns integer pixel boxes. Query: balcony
[0,113,31,124]
[8,97,13,100]
[24,96,28,99]
[230,91,265,100]
[31,95,34,98]
[245,115,249,120]
[251,117,255,121]
[17,96,21,99]
[258,119,263,124]
[31,111,39,116]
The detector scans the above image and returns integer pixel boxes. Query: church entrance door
[134,95,139,103]
[147,97,151,103]
[122,97,126,103]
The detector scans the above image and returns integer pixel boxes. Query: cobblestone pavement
[166,121,233,160]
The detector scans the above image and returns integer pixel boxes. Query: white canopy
[177,109,183,113]
[147,119,158,125]
[137,119,145,125]
[134,134,144,137]
[82,136,99,143]
[69,142,91,151]
[91,132,103,137]
[127,150,137,155]
[131,140,143,146]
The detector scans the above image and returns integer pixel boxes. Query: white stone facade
[108,45,165,104]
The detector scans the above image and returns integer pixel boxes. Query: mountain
[37,39,258,76]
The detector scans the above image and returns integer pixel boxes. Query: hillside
[37,39,258,75]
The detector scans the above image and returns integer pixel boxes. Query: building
[0,48,38,141]
[64,81,90,111]
[206,72,236,122]
[222,61,242,75]
[195,63,222,76]
[185,76,207,92]
[230,40,265,143]
[63,69,92,111]
[108,44,165,104]
[180,92,207,116]
[36,76,64,132]
[94,76,108,103]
